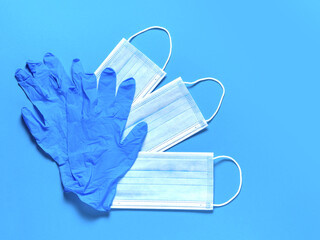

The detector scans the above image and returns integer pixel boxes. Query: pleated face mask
[111,152,242,210]
[122,77,225,152]
[95,26,172,102]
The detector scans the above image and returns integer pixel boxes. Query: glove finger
[21,106,46,141]
[97,68,116,109]
[26,61,46,77]
[15,68,48,102]
[71,58,84,91]
[66,87,81,123]
[15,67,32,82]
[43,52,75,92]
[111,78,135,137]
[26,61,59,92]
[82,73,98,115]
[71,59,98,114]
[113,77,135,119]
[121,122,148,156]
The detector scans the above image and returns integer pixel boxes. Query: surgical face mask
[95,26,172,102]
[111,152,242,210]
[122,77,225,152]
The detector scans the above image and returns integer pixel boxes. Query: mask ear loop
[212,156,242,207]
[127,26,172,70]
[184,78,225,123]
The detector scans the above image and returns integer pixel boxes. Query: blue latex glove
[15,53,73,165]
[15,54,85,191]
[16,54,148,211]
[66,60,148,211]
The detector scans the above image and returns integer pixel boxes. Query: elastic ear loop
[184,78,225,123]
[212,156,242,207]
[127,26,172,70]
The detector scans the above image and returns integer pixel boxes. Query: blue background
[1,0,319,239]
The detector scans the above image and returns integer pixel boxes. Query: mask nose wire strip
[127,26,172,71]
[184,77,225,123]
[212,155,242,207]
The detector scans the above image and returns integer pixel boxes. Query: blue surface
[1,0,319,239]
